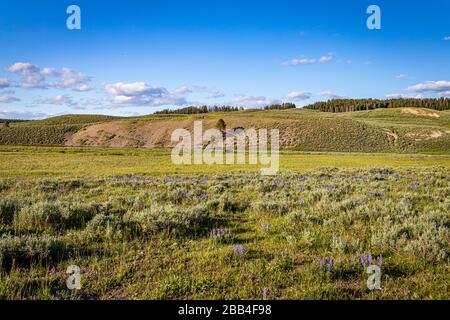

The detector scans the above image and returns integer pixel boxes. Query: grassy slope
[0,115,119,146]
[0,108,449,153]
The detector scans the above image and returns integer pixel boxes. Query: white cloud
[7,62,46,89]
[173,86,193,95]
[74,83,92,92]
[191,85,209,92]
[396,74,406,79]
[319,53,333,63]
[407,81,450,94]
[0,95,20,103]
[225,95,280,108]
[0,110,51,120]
[174,85,225,99]
[36,94,77,106]
[104,82,167,98]
[385,93,404,99]
[317,91,346,99]
[0,78,12,89]
[52,68,92,90]
[444,36,450,41]
[283,53,333,66]
[438,91,450,97]
[208,90,225,99]
[286,91,311,101]
[284,58,316,66]
[386,93,423,99]
[104,82,189,107]
[7,62,40,74]
[7,62,92,91]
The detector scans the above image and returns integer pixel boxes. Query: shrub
[0,199,20,225]
[219,196,249,213]
[254,200,292,215]
[0,234,68,270]
[15,202,65,231]
[129,204,211,237]
[371,209,449,262]
[210,228,236,244]
[215,119,226,131]
[15,201,100,231]
[64,202,99,229]
[86,214,141,240]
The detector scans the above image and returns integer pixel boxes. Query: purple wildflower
[234,245,246,255]
[261,223,270,232]
[368,252,372,265]
[198,194,209,200]
[210,228,230,238]
[262,288,269,300]
[319,256,334,272]
[376,254,383,266]
[360,254,367,267]
[407,181,420,190]
[327,259,334,272]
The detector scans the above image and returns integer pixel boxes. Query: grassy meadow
[0,146,449,299]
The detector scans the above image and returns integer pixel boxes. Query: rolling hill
[1,108,449,154]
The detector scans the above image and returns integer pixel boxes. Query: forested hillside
[304,98,450,112]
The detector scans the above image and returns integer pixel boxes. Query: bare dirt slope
[65,114,443,153]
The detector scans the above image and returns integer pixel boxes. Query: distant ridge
[1,107,449,154]
[304,98,450,112]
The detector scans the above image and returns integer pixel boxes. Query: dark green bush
[15,201,100,231]
[0,234,68,270]
[0,199,20,225]
[130,204,211,237]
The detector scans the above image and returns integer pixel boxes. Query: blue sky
[0,0,449,119]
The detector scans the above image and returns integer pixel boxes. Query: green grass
[1,146,450,178]
[0,146,449,300]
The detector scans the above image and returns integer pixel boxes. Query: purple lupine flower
[211,228,231,238]
[234,245,246,255]
[367,190,383,197]
[327,259,334,272]
[360,254,367,267]
[376,254,383,266]
[198,194,209,200]
[319,260,325,268]
[319,256,330,269]
[368,252,372,265]
[262,288,269,300]
[407,181,420,190]
[326,184,337,192]
[275,181,284,188]
[261,223,270,232]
